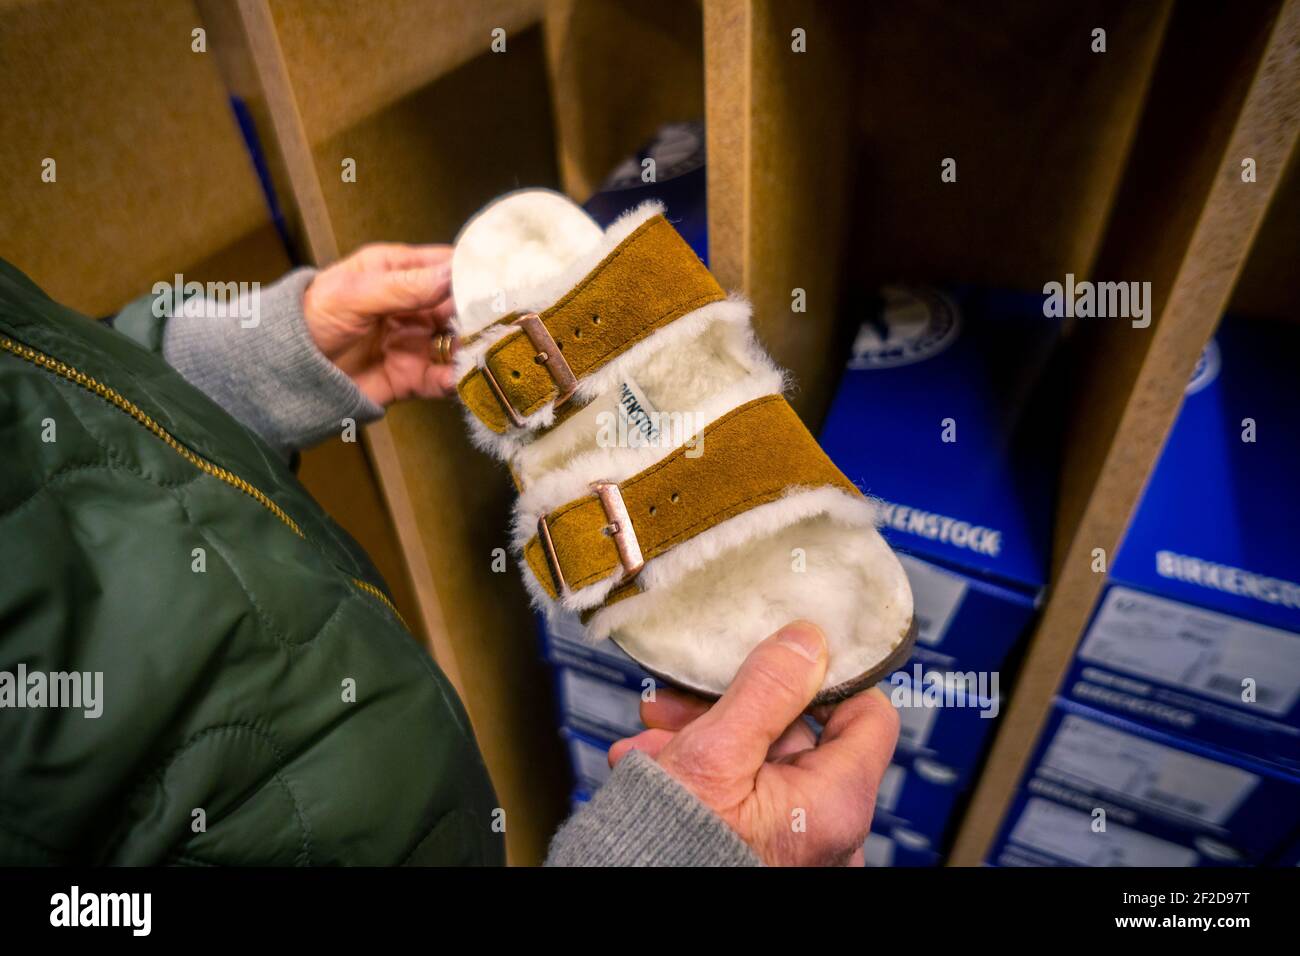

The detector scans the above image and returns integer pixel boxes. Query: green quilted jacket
[0,259,503,865]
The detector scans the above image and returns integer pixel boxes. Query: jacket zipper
[0,334,406,628]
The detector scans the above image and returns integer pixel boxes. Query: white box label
[1009,798,1198,867]
[1079,587,1300,715]
[1041,715,1259,825]
[898,554,968,646]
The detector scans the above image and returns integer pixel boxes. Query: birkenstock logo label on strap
[617,379,660,441]
[615,377,660,443]
[877,500,1003,557]
[596,386,705,457]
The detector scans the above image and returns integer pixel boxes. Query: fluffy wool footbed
[451,189,915,699]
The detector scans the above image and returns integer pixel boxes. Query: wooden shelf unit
[950,0,1300,865]
[701,0,1298,867]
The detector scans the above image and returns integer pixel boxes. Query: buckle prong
[590,481,644,581]
[515,311,577,404]
[536,481,645,599]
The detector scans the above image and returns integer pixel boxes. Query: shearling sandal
[450,189,916,703]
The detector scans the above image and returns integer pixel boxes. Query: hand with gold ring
[302,242,459,405]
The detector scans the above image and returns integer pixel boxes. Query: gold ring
[431,332,457,365]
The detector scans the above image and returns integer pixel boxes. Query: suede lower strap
[457,215,725,434]
[524,395,862,600]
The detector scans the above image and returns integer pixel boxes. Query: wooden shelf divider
[704,0,860,422]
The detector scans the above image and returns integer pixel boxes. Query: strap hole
[574,328,582,338]
[670,492,680,504]
[511,370,521,379]
[592,314,601,324]
[648,505,657,516]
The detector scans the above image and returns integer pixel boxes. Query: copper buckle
[536,480,644,598]
[481,312,578,428]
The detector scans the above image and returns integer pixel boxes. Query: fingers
[798,687,899,799]
[367,324,457,402]
[641,686,710,731]
[339,264,452,317]
[768,717,819,760]
[388,301,457,330]
[432,295,458,325]
[691,620,828,770]
[352,243,453,272]
[417,363,457,399]
[609,728,674,767]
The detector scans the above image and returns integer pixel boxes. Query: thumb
[693,620,828,770]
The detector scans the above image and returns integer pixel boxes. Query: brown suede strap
[457,215,725,434]
[523,395,862,600]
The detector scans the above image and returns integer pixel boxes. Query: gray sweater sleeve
[545,750,762,866]
[160,267,383,458]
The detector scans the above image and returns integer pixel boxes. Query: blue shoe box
[537,610,653,686]
[582,120,708,263]
[554,665,649,742]
[820,286,1062,677]
[570,788,593,815]
[538,611,658,797]
[1061,317,1300,772]
[885,660,1003,788]
[1001,697,1300,863]
[895,554,1039,678]
[989,798,1240,867]
[870,663,1003,858]
[864,829,943,868]
[990,792,1245,868]
[561,726,615,794]
[871,747,967,852]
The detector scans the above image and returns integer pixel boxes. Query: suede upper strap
[457,215,725,434]
[524,395,862,600]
